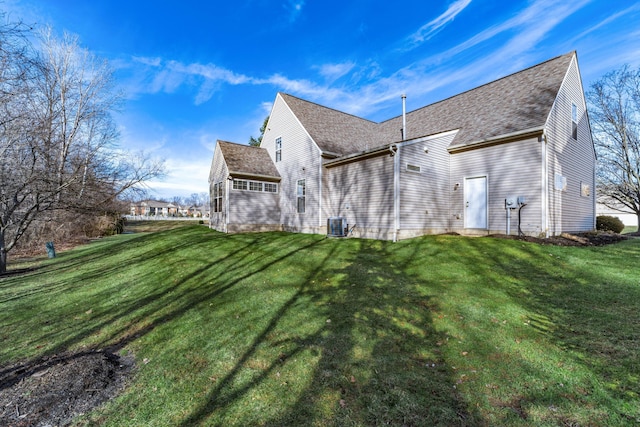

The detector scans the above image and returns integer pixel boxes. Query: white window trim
[232,178,278,193]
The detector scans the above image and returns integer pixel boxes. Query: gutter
[228,171,282,182]
[323,144,394,168]
[448,126,544,153]
[325,130,460,169]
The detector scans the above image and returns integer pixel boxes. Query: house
[209,51,595,240]
[130,200,179,217]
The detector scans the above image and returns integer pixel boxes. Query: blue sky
[5,0,640,199]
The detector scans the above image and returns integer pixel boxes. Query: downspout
[541,133,549,237]
[394,93,406,242]
[318,158,323,232]
[391,143,399,242]
[401,94,407,141]
[226,176,231,233]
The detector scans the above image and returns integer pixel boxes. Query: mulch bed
[488,231,634,246]
[0,351,134,427]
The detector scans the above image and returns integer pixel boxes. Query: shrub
[596,215,624,233]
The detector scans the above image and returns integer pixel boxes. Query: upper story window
[275,137,282,162]
[571,103,578,140]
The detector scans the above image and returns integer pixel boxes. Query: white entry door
[465,176,487,229]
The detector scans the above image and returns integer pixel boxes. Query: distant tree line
[0,16,164,273]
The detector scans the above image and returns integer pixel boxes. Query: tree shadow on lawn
[180,238,482,427]
[0,228,322,365]
[459,237,640,424]
[51,230,327,357]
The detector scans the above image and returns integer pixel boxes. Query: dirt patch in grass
[0,350,134,427]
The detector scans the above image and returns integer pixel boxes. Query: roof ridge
[279,92,379,125]
[380,51,575,124]
[218,139,264,148]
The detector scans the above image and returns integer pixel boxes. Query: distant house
[130,200,179,217]
[209,52,595,240]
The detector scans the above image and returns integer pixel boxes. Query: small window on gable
[571,103,578,140]
[406,164,421,173]
[275,137,282,162]
[249,181,262,192]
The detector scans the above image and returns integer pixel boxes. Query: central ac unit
[327,217,347,237]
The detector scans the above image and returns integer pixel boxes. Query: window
[297,179,306,213]
[233,179,247,190]
[406,164,421,173]
[581,182,590,197]
[232,179,277,193]
[571,103,578,140]
[213,182,223,212]
[275,137,282,162]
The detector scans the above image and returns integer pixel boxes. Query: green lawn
[2,222,639,426]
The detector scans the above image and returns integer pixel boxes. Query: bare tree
[587,65,640,227]
[0,27,164,273]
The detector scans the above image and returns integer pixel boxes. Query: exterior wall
[227,183,281,232]
[323,154,395,240]
[262,94,323,234]
[208,144,228,232]
[397,132,454,237]
[449,137,544,236]
[544,55,596,235]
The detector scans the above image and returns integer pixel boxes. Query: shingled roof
[217,140,281,179]
[278,93,380,156]
[280,52,575,155]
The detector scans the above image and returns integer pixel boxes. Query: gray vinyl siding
[262,94,322,233]
[398,133,454,233]
[323,155,394,239]
[208,143,228,232]
[227,187,280,230]
[544,55,595,235]
[450,137,544,236]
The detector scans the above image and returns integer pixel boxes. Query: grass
[1,222,639,426]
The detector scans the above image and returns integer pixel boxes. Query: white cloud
[317,62,356,82]
[285,0,305,23]
[132,56,162,67]
[404,0,472,50]
[117,0,601,121]
[430,0,590,64]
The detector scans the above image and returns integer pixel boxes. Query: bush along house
[209,52,595,241]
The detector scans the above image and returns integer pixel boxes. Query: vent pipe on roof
[401,94,407,140]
